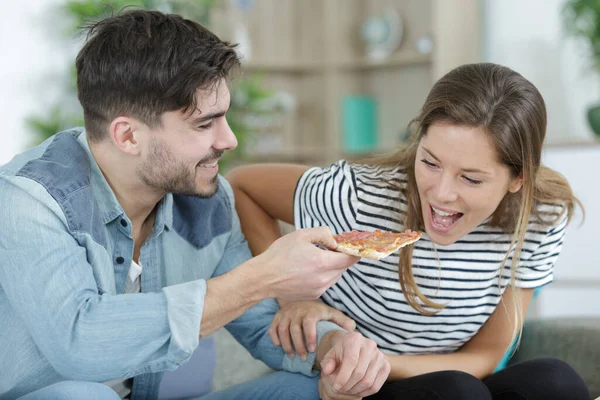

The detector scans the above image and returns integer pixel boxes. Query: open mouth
[429,205,463,233]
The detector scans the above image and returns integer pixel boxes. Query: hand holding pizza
[317,331,390,399]
[256,227,360,301]
[268,300,356,360]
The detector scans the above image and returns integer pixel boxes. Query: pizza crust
[333,230,422,260]
[334,244,389,260]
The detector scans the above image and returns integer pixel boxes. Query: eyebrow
[190,101,231,125]
[422,147,492,175]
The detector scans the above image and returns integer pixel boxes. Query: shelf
[240,51,432,74]
[240,60,323,74]
[243,147,327,163]
[336,51,432,71]
[543,138,600,148]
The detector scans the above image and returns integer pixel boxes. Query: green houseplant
[27,0,278,171]
[563,0,600,137]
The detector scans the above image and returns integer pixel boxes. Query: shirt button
[116,257,125,264]
[120,219,128,227]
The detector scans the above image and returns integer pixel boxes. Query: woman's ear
[508,173,524,193]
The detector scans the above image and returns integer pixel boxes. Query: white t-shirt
[294,161,566,354]
[104,260,143,398]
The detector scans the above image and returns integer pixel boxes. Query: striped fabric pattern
[294,161,566,354]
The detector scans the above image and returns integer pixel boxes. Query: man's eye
[199,122,213,130]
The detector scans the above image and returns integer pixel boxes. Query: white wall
[0,0,75,165]
[483,0,600,319]
[483,0,599,144]
[534,146,600,318]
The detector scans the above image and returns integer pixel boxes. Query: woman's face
[414,122,523,246]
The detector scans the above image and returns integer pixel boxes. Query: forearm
[201,257,269,336]
[231,185,282,256]
[386,350,499,381]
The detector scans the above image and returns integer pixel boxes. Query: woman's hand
[268,300,356,359]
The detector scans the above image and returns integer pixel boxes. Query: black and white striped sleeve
[515,211,569,288]
[293,160,357,234]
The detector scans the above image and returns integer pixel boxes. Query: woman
[226,63,589,399]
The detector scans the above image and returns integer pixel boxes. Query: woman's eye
[421,159,438,168]
[463,176,482,185]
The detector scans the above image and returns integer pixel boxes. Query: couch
[159,317,600,399]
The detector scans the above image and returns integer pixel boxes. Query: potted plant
[27,0,285,172]
[563,0,600,137]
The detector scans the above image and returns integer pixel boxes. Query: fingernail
[333,383,341,391]
[300,353,307,361]
[287,353,295,359]
[308,345,315,352]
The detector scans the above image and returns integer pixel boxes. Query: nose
[214,118,238,151]
[435,173,458,203]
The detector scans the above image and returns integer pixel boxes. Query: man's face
[137,80,237,198]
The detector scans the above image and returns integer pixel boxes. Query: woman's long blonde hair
[368,63,582,346]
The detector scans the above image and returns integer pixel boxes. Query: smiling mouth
[429,205,463,232]
[197,160,219,168]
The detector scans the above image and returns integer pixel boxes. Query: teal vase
[341,96,378,154]
[586,105,600,137]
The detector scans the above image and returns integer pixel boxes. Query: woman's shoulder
[528,201,569,235]
[303,160,407,192]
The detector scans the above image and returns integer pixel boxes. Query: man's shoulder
[171,176,234,249]
[1,128,90,198]
[0,129,108,244]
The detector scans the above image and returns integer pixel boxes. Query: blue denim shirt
[0,129,340,399]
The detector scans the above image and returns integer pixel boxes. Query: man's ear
[108,117,143,156]
[508,173,524,193]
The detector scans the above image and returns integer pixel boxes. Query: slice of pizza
[333,229,422,260]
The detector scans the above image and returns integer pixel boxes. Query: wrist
[232,256,272,304]
[315,329,346,369]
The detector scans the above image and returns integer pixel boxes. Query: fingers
[320,250,360,272]
[302,314,318,353]
[320,351,338,376]
[331,334,359,391]
[277,316,295,358]
[356,357,390,398]
[344,348,383,395]
[268,313,282,347]
[330,310,356,332]
[290,318,308,360]
[303,226,338,249]
[338,340,375,393]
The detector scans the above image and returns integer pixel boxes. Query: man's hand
[316,331,390,398]
[269,300,356,360]
[319,376,362,400]
[254,227,359,301]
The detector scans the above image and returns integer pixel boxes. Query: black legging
[365,358,590,400]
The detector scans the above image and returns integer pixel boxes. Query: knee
[260,372,320,400]
[527,358,590,399]
[430,371,492,399]
[31,381,121,400]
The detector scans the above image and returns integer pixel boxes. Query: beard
[137,138,222,198]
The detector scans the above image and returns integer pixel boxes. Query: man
[0,9,389,400]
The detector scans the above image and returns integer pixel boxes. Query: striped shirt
[294,161,567,354]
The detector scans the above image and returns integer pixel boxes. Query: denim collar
[76,129,173,233]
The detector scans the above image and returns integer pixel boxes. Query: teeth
[432,206,458,217]
[198,162,217,168]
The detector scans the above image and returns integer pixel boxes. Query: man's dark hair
[76,9,240,141]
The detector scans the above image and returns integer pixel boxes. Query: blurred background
[1,0,598,339]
